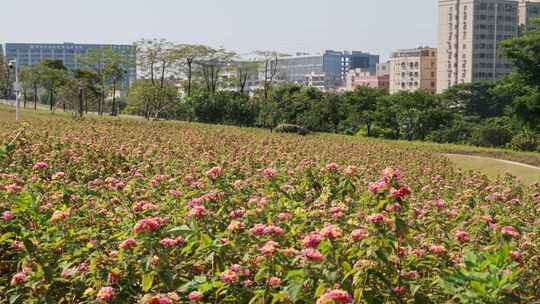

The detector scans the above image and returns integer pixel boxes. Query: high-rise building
[519,0,540,32]
[275,50,379,91]
[2,42,137,84]
[437,0,519,93]
[389,47,438,94]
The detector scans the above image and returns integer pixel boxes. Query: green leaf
[285,281,303,302]
[168,225,192,236]
[17,192,33,213]
[158,271,174,289]
[142,272,155,292]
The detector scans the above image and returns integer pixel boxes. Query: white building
[437,0,519,93]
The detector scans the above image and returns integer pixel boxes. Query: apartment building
[344,69,390,94]
[2,42,137,84]
[389,47,437,94]
[519,0,540,32]
[437,0,519,93]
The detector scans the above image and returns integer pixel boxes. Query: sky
[1,0,438,60]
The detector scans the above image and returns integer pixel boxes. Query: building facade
[389,47,437,94]
[2,42,137,84]
[344,69,390,94]
[275,50,379,91]
[437,0,519,93]
[519,0,540,32]
[376,62,391,76]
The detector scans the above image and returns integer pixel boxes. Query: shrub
[510,129,540,152]
[273,124,308,135]
[469,124,513,148]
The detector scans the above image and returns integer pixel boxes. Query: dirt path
[444,154,540,171]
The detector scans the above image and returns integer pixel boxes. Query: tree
[0,53,11,98]
[40,59,67,111]
[125,79,177,119]
[135,39,177,118]
[20,65,43,109]
[500,25,540,130]
[233,60,259,96]
[441,81,511,119]
[197,47,235,94]
[105,63,126,116]
[76,46,133,115]
[254,51,285,101]
[73,68,100,114]
[339,86,383,136]
[171,44,212,97]
[501,24,540,88]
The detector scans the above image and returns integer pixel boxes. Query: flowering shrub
[0,112,539,303]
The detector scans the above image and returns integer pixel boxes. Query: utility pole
[9,59,20,121]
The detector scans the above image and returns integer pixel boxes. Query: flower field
[1,110,539,303]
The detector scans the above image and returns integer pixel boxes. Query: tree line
[1,30,540,151]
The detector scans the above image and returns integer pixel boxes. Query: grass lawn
[446,154,540,185]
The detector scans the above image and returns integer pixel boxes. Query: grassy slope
[2,103,539,184]
[446,154,540,185]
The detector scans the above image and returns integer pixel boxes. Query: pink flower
[351,229,369,241]
[52,172,65,179]
[262,168,277,178]
[32,161,49,170]
[119,238,138,249]
[393,286,406,296]
[382,167,401,181]
[205,166,224,180]
[188,291,203,301]
[501,226,520,239]
[259,240,279,256]
[343,165,358,177]
[435,199,446,209]
[187,206,207,219]
[50,210,70,224]
[228,220,245,232]
[367,213,386,224]
[368,180,387,193]
[97,287,115,303]
[278,212,292,221]
[10,272,27,286]
[133,217,165,234]
[2,210,13,221]
[62,267,76,279]
[267,276,282,286]
[429,245,447,255]
[302,248,325,262]
[320,224,343,239]
[316,289,353,304]
[390,186,411,198]
[401,270,419,279]
[220,269,238,284]
[159,238,178,247]
[11,240,24,251]
[303,232,323,248]
[455,230,470,242]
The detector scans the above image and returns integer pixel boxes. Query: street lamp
[8,59,20,121]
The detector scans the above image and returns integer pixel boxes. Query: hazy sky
[1,0,438,59]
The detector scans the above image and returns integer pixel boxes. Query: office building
[437,0,519,93]
[519,0,540,32]
[275,50,379,91]
[345,69,390,94]
[2,42,137,84]
[389,47,437,94]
